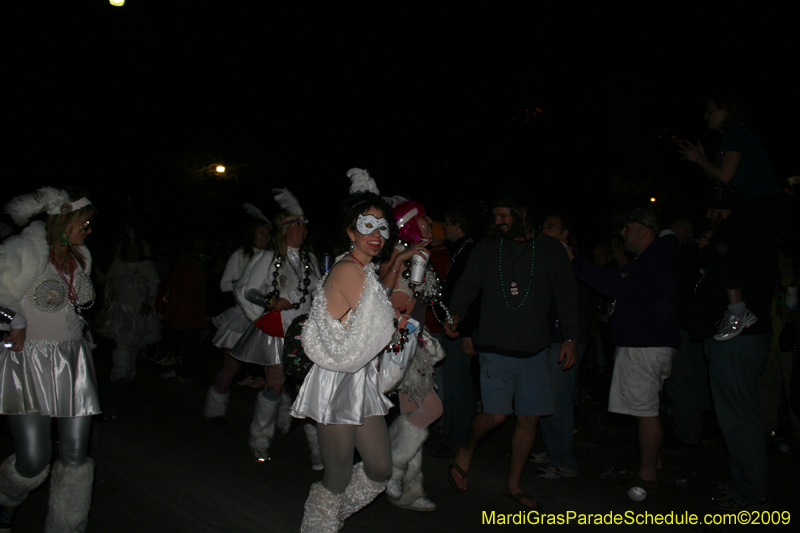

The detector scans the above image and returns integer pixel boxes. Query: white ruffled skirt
[291,357,393,425]
[211,305,250,349]
[0,338,101,417]
[229,323,283,366]
[100,301,160,348]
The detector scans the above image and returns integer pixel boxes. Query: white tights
[316,415,391,494]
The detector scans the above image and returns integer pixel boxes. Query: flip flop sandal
[448,459,468,493]
[503,488,540,510]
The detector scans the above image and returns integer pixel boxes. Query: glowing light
[215,165,226,174]
[110,0,125,6]
[650,197,656,203]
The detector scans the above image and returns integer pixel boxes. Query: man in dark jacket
[567,208,680,487]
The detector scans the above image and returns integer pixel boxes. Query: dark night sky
[5,3,798,244]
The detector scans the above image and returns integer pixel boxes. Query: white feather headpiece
[272,188,304,216]
[242,203,271,226]
[4,187,91,226]
[347,168,380,195]
[382,195,409,208]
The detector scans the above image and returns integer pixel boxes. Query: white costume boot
[386,414,428,500]
[44,459,94,533]
[276,391,293,435]
[338,462,386,523]
[389,448,435,511]
[249,389,278,462]
[0,454,50,526]
[203,386,230,419]
[303,422,324,471]
[300,482,343,533]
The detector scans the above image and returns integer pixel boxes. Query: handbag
[283,313,313,380]
[254,309,284,337]
[379,317,420,394]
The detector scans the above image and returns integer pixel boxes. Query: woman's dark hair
[708,93,746,129]
[340,192,397,263]
[241,218,270,258]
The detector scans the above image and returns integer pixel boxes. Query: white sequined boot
[300,482,343,533]
[338,462,386,524]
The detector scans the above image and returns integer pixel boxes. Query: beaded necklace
[444,237,473,283]
[265,249,313,309]
[50,250,94,315]
[498,237,535,310]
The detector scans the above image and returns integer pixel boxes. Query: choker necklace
[265,249,313,309]
[349,251,366,267]
[498,237,534,310]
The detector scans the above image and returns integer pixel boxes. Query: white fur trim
[302,263,395,373]
[44,459,94,533]
[0,454,50,507]
[203,386,230,418]
[249,390,278,459]
[0,221,49,313]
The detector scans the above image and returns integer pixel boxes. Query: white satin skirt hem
[0,338,102,417]
[291,358,392,425]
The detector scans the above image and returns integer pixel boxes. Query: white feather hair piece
[272,188,304,216]
[382,195,409,208]
[347,168,380,195]
[4,187,71,226]
[242,203,271,225]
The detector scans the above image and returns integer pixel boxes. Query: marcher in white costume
[292,169,430,532]
[203,205,270,420]
[103,235,160,383]
[230,189,322,466]
[379,199,446,512]
[0,187,99,532]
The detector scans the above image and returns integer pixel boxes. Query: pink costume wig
[394,200,426,244]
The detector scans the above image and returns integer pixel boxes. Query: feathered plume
[272,188,304,216]
[242,203,270,225]
[347,168,380,195]
[382,195,409,208]
[4,186,70,226]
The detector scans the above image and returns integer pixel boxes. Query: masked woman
[232,189,322,465]
[203,204,271,420]
[379,199,446,511]
[292,169,428,532]
[0,187,100,531]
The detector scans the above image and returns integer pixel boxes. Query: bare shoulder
[329,259,366,285]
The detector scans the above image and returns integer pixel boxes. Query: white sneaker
[386,478,402,499]
[528,452,550,464]
[537,465,578,479]
[713,309,757,341]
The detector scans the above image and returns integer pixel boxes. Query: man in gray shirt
[445,193,579,509]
